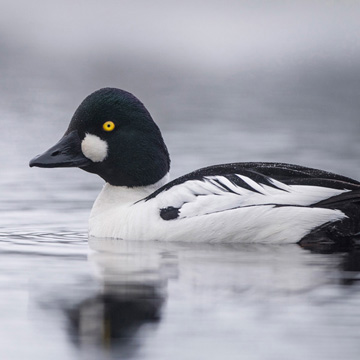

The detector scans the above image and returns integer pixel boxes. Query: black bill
[29,130,92,168]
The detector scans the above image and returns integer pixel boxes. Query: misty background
[1,0,360,182]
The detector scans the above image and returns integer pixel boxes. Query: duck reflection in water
[60,239,360,357]
[340,247,360,286]
[300,238,360,286]
[65,238,177,352]
[67,288,163,350]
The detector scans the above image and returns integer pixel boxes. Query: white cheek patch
[81,134,108,162]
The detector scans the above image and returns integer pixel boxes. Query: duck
[29,87,360,244]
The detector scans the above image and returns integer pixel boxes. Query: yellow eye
[103,121,115,132]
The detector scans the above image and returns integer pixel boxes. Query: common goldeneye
[29,88,360,244]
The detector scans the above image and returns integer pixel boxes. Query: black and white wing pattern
[144,163,360,242]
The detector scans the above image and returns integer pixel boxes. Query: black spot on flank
[160,206,180,220]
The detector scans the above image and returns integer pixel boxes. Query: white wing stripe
[209,176,244,195]
[237,174,266,193]
[268,177,291,191]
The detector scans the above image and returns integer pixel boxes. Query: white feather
[81,134,108,162]
[88,173,349,243]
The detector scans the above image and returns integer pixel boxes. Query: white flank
[81,133,108,162]
[88,173,350,243]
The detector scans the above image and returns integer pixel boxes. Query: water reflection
[67,292,162,354]
[1,232,360,359]
[65,238,177,354]
[61,238,360,359]
[300,240,360,286]
[340,248,360,286]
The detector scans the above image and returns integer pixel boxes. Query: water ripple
[0,228,88,256]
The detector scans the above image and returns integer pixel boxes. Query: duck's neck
[90,173,170,217]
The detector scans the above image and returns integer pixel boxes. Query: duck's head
[29,88,170,187]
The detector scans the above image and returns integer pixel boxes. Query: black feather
[160,206,180,220]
